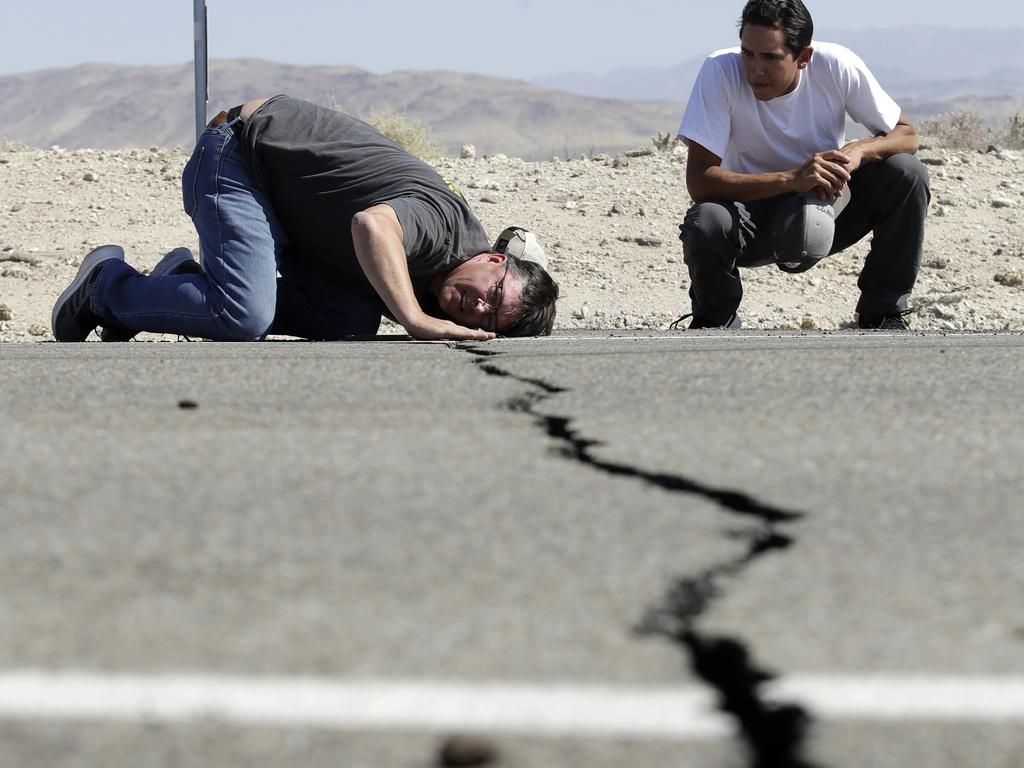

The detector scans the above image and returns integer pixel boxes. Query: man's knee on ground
[679,202,737,262]
[216,302,275,341]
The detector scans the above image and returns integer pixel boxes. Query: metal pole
[193,0,208,265]
[193,0,208,141]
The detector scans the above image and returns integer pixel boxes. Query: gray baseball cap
[493,226,548,270]
[774,186,851,273]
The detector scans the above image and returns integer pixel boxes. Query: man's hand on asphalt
[351,206,496,341]
[404,313,496,341]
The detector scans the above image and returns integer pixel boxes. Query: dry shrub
[1006,114,1024,150]
[651,131,683,152]
[364,108,444,160]
[321,91,444,160]
[919,110,992,150]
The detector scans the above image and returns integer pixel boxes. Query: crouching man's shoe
[51,245,125,341]
[856,309,913,330]
[669,312,743,330]
[99,247,200,342]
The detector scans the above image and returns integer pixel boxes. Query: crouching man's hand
[790,150,852,199]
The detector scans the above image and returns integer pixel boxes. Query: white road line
[1,673,1023,738]
[766,676,1024,721]
[487,333,973,342]
[0,672,729,739]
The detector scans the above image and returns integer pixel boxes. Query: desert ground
[1,137,1022,340]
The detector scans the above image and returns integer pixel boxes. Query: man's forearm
[349,204,495,342]
[688,167,797,203]
[350,208,425,328]
[842,123,919,164]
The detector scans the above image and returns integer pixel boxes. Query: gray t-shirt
[240,95,490,293]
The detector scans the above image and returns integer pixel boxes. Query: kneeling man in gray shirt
[53,96,558,342]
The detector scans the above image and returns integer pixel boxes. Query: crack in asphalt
[463,344,824,768]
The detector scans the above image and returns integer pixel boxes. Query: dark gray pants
[678,153,931,324]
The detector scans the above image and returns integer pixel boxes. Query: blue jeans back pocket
[182,145,206,218]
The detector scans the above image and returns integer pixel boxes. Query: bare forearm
[351,211,424,327]
[687,166,798,203]
[842,123,919,164]
[350,206,494,341]
[687,146,859,204]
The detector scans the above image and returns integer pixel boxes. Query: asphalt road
[1,331,1022,768]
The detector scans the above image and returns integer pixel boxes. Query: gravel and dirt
[1,138,1022,341]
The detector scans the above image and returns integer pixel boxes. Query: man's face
[431,253,523,333]
[739,24,812,101]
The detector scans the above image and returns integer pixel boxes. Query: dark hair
[503,257,559,337]
[739,0,813,55]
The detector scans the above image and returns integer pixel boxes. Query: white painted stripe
[766,676,1024,721]
[0,672,729,740]
[1,673,1024,738]
[480,333,975,343]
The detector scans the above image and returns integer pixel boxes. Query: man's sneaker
[99,248,201,342]
[149,247,202,278]
[669,312,743,330]
[51,245,125,342]
[857,309,913,330]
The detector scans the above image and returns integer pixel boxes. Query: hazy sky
[3,0,1022,78]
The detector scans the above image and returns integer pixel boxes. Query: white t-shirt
[677,41,902,174]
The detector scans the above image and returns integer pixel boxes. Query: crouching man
[675,0,930,330]
[53,95,558,342]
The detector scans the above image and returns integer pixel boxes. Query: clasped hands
[791,147,863,202]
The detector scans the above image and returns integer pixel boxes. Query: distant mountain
[6,28,1022,159]
[0,59,682,159]
[532,60,702,103]
[533,26,1024,125]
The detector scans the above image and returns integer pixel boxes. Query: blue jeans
[92,120,383,340]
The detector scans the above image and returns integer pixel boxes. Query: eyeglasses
[483,258,511,333]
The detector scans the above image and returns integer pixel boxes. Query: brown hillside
[0,59,683,160]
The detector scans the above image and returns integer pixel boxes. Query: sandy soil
[1,138,1022,341]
